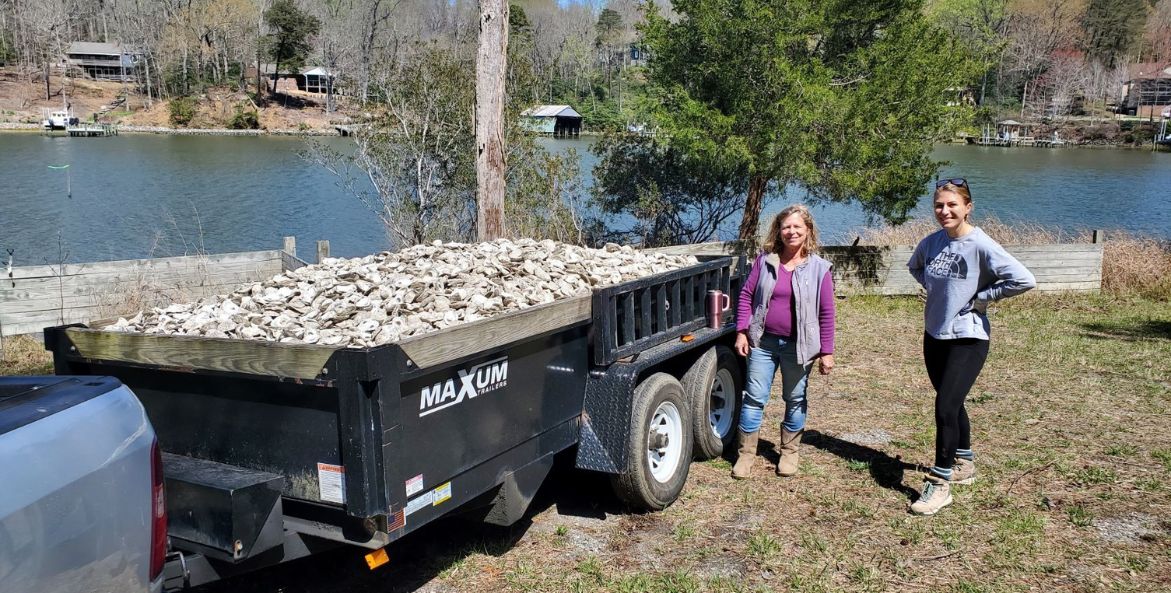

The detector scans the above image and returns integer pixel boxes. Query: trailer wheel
[683,346,743,460]
[610,373,692,511]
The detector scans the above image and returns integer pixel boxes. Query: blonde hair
[934,182,973,222]
[761,204,820,256]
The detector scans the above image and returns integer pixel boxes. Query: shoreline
[1,122,1161,147]
[0,121,343,136]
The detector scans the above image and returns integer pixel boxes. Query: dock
[67,124,118,137]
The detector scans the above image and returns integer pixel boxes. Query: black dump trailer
[43,255,745,589]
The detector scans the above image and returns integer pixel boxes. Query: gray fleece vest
[746,252,832,366]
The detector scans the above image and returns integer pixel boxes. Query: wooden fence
[1,233,1103,337]
[654,232,1104,296]
[0,238,316,337]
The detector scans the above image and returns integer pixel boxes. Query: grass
[0,334,53,375]
[385,291,1168,593]
[5,288,1170,592]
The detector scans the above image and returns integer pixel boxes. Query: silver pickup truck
[0,376,165,593]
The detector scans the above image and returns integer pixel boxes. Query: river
[1,132,1168,265]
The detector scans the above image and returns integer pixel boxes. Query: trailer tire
[610,372,692,511]
[684,346,743,460]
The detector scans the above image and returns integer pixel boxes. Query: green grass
[1067,505,1094,527]
[746,531,780,562]
[1070,466,1118,485]
[1152,449,1171,471]
[8,292,1169,593]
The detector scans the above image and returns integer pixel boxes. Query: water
[2,132,1169,265]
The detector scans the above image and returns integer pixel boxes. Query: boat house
[65,42,137,81]
[521,105,582,137]
[299,67,337,94]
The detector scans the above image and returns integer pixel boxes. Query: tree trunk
[272,53,281,95]
[475,0,508,241]
[737,175,769,250]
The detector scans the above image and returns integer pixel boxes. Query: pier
[66,123,118,137]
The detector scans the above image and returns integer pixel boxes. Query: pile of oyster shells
[105,239,698,348]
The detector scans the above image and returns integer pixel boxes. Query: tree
[476,0,508,241]
[638,0,971,248]
[307,42,588,248]
[263,0,320,94]
[925,0,1010,104]
[592,133,749,246]
[1083,0,1148,69]
[308,47,478,247]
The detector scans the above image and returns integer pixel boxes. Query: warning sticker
[405,474,424,496]
[433,482,452,506]
[317,463,346,504]
[405,491,434,517]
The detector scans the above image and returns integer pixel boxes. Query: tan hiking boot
[731,430,759,479]
[952,458,976,485]
[909,474,953,516]
[776,429,803,477]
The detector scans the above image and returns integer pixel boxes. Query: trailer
[43,256,744,589]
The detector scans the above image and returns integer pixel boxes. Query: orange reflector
[680,334,695,343]
[365,548,390,570]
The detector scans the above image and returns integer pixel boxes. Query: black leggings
[923,334,989,469]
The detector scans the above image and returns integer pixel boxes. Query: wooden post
[282,236,297,257]
[1092,230,1103,244]
[316,240,330,263]
[475,0,508,241]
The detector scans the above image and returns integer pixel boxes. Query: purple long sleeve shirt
[736,259,836,354]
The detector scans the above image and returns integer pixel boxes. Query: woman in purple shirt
[732,204,836,479]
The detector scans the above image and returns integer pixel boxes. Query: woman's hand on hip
[735,332,750,357]
[818,354,835,375]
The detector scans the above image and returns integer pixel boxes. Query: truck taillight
[150,438,166,581]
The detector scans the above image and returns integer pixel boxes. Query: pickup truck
[42,255,743,589]
[0,376,166,593]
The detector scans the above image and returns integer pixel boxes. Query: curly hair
[761,204,820,256]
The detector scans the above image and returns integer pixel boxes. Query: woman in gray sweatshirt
[906,179,1036,516]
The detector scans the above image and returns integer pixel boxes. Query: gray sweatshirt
[908,227,1036,340]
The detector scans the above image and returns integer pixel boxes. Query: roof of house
[1127,62,1171,81]
[302,67,337,77]
[998,119,1026,126]
[67,41,123,56]
[522,105,582,118]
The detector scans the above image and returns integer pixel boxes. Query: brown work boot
[776,429,803,477]
[952,458,976,485]
[909,473,953,516]
[731,430,759,479]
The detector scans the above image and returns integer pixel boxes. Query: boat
[41,99,79,130]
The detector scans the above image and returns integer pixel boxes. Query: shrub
[169,97,197,127]
[228,105,259,130]
[1102,234,1171,300]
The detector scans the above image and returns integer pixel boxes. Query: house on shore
[65,42,137,81]
[1119,63,1171,117]
[521,105,582,137]
[298,67,338,94]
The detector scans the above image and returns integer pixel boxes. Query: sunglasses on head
[935,178,968,189]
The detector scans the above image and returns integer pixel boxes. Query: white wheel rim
[647,400,683,483]
[708,368,736,440]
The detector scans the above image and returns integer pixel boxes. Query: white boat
[41,102,79,130]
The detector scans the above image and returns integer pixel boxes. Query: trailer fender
[575,329,733,473]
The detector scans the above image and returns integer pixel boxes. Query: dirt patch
[836,428,893,447]
[1093,513,1163,545]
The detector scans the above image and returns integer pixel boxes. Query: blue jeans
[739,334,812,434]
